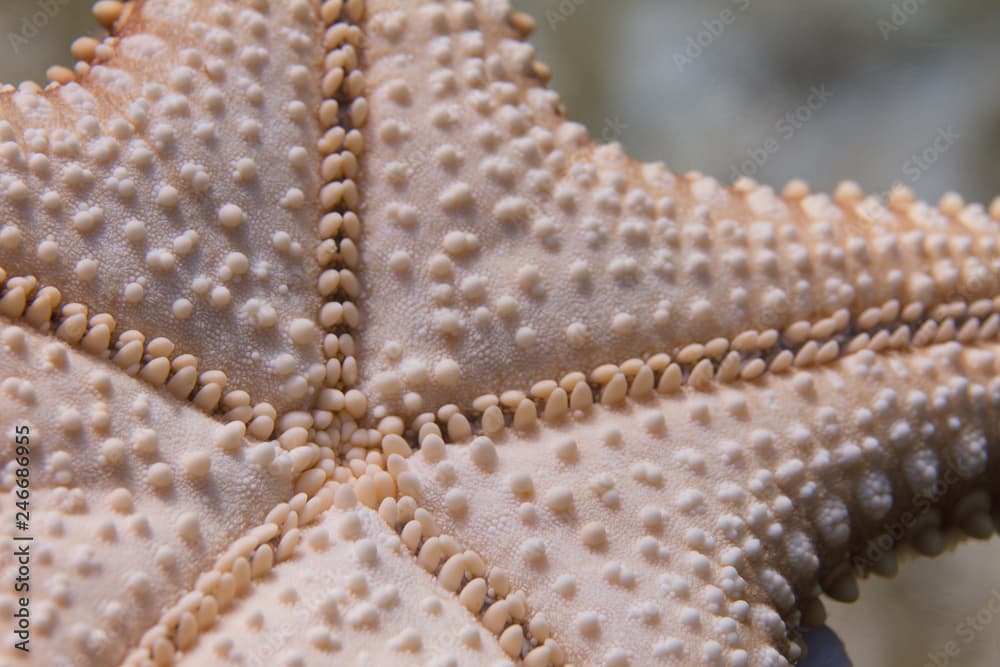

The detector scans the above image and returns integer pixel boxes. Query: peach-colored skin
[1,1,999,666]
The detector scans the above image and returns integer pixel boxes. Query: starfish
[1,1,999,665]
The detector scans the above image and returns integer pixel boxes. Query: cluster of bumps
[0,1,999,666]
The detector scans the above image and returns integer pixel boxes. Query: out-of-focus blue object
[800,625,852,667]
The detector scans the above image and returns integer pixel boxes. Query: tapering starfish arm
[393,340,1000,665]
[357,0,1000,421]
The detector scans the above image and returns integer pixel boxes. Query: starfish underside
[1,1,999,666]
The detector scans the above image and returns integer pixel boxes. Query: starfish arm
[356,0,1000,427]
[0,322,294,666]
[380,340,1000,666]
[173,492,512,666]
[0,0,329,418]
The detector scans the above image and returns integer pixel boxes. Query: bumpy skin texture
[0,325,294,665]
[0,0,326,413]
[358,3,1000,415]
[182,504,512,665]
[0,1,999,666]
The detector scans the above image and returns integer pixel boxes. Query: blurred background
[1,0,999,664]
[513,0,1000,205]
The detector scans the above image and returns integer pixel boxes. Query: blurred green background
[1,0,999,664]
